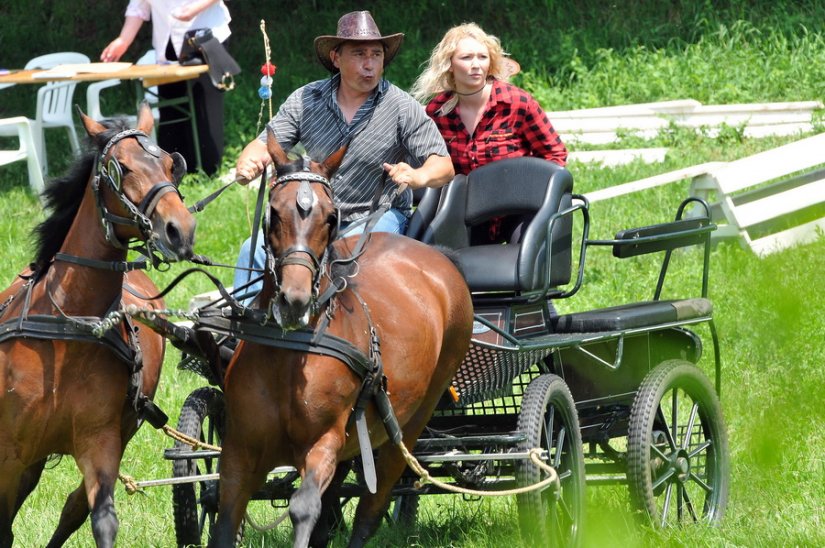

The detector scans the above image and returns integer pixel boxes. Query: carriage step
[163,448,222,460]
[415,448,548,463]
[414,433,526,451]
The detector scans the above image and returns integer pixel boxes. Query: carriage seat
[421,157,574,295]
[549,298,713,332]
[405,186,442,241]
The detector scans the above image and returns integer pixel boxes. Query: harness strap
[54,252,148,273]
[137,181,179,218]
[0,314,138,366]
[193,314,372,380]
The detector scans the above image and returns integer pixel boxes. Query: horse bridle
[263,167,339,311]
[93,129,185,259]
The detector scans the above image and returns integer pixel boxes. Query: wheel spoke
[671,388,679,444]
[682,484,700,522]
[660,483,674,527]
[683,402,699,450]
[651,442,669,462]
[687,439,712,459]
[651,466,676,491]
[554,427,567,468]
[688,471,713,494]
[544,406,556,454]
[655,405,678,451]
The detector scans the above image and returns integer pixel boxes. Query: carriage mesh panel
[448,340,553,405]
[177,353,213,379]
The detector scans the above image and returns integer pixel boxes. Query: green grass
[3,5,825,547]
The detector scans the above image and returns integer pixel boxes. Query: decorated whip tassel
[256,19,276,134]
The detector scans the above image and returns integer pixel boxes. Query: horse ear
[136,101,154,134]
[318,145,347,179]
[266,126,290,167]
[76,105,106,138]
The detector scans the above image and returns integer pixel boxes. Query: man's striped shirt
[260,74,448,221]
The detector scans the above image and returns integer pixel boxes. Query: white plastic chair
[0,52,90,175]
[0,116,46,195]
[87,50,159,134]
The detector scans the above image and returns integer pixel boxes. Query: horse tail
[432,245,466,280]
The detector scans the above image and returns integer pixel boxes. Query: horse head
[264,128,346,329]
[78,102,196,263]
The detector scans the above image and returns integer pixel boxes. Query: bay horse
[0,104,196,547]
[209,134,473,547]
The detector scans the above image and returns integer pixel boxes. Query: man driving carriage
[233,10,453,302]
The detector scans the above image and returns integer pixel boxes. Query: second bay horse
[209,133,473,547]
[0,104,196,547]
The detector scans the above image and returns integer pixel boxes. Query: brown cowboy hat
[314,11,404,73]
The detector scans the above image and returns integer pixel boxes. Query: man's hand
[383,162,423,189]
[383,154,454,190]
[235,139,270,184]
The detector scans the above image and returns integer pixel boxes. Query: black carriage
[164,157,728,545]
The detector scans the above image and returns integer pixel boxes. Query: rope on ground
[397,442,560,497]
[161,424,222,452]
[244,508,291,532]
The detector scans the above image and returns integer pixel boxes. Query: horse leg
[308,461,351,548]
[0,464,24,548]
[13,458,46,517]
[348,403,441,548]
[69,433,123,548]
[347,442,410,548]
[209,450,269,547]
[44,482,90,548]
[291,439,344,548]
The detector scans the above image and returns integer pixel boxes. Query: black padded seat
[550,298,713,333]
[422,158,574,294]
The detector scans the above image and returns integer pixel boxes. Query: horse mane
[273,154,307,178]
[31,118,133,275]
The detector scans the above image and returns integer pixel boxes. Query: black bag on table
[179,28,241,91]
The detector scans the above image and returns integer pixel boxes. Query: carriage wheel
[516,374,586,546]
[388,495,419,528]
[171,387,238,546]
[627,360,729,527]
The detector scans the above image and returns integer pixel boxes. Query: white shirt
[126,0,231,62]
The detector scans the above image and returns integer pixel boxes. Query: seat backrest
[136,50,160,105]
[424,157,574,293]
[26,52,90,126]
[405,186,443,241]
[24,52,90,71]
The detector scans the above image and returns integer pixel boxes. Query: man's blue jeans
[233,208,408,304]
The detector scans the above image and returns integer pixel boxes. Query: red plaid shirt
[426,80,567,175]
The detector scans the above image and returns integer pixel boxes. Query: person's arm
[522,92,568,166]
[100,16,144,62]
[172,0,221,22]
[383,154,454,189]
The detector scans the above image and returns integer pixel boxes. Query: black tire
[627,360,729,527]
[171,387,229,547]
[516,374,586,546]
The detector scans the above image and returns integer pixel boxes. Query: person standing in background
[101,0,232,175]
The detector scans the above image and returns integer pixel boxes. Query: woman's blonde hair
[410,23,510,114]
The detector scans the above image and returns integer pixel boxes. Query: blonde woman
[412,23,567,242]
[412,23,567,176]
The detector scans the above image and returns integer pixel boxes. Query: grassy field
[2,5,824,547]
